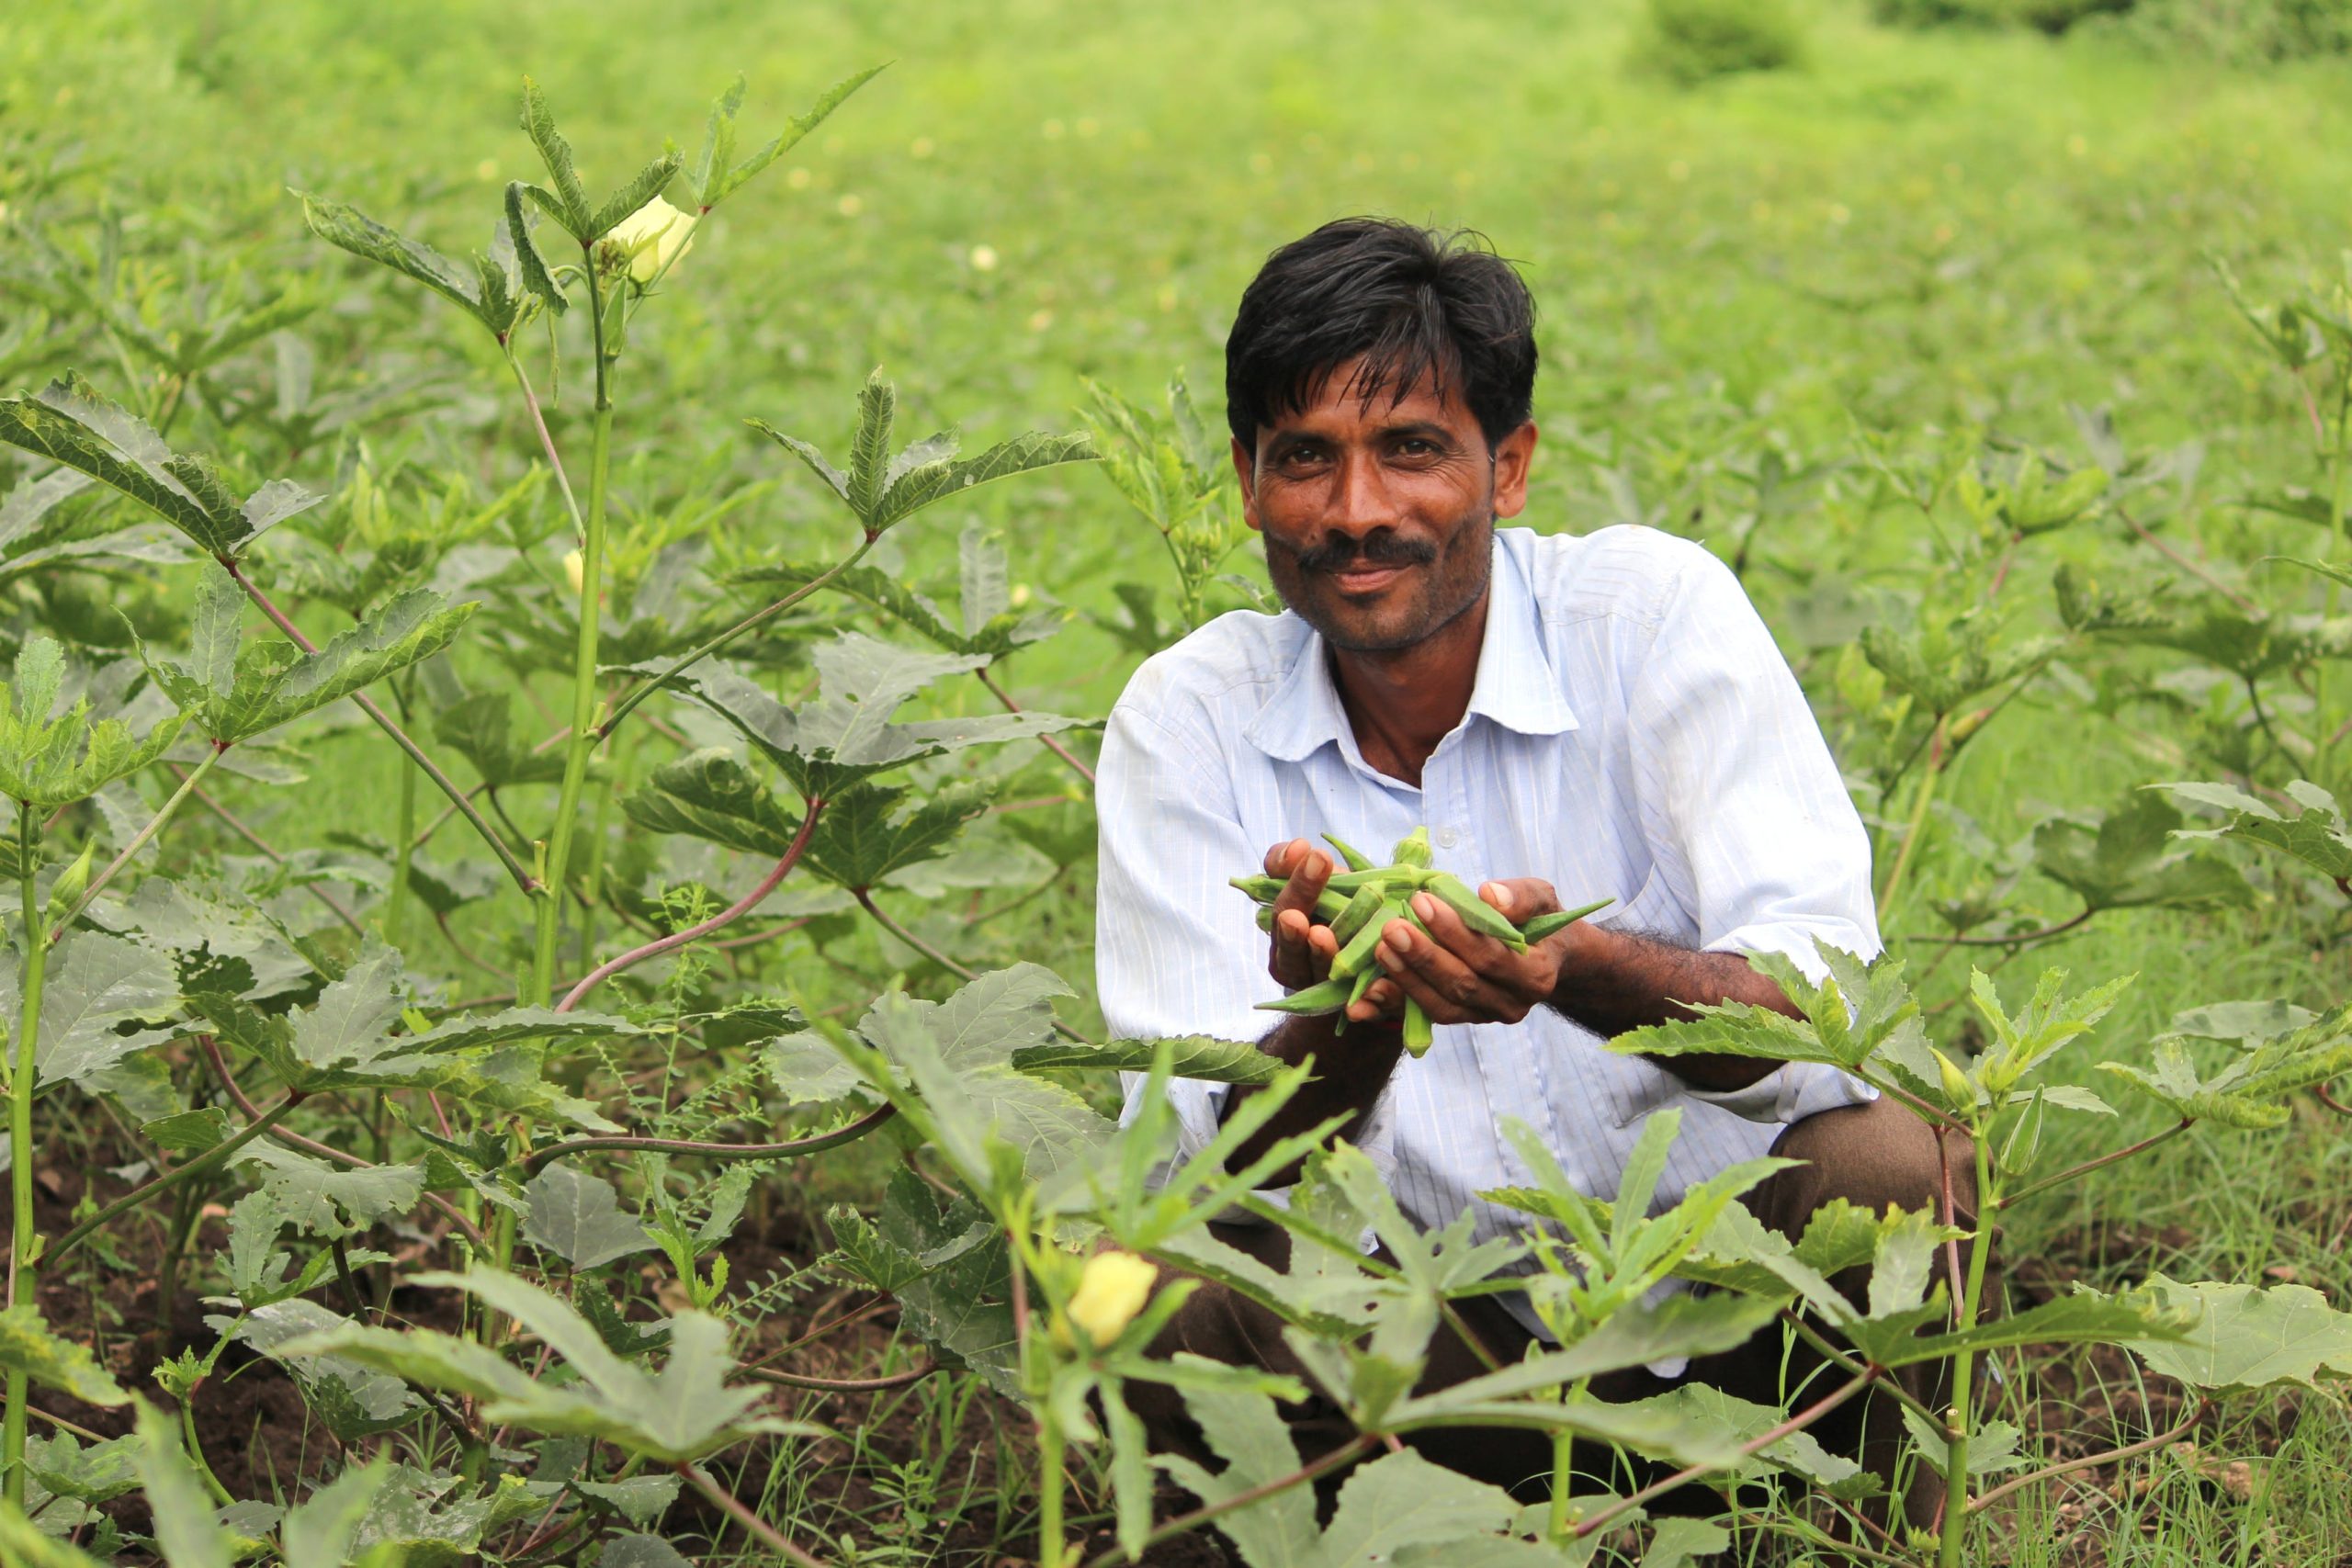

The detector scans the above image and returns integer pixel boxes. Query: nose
[1325,447,1402,540]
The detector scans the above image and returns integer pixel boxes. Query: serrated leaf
[586,152,684,243]
[0,637,187,807]
[1622,1383,1862,1489]
[2127,1274,2352,1393]
[141,572,474,744]
[2033,791,2251,912]
[857,964,1112,1190]
[690,64,887,209]
[232,1142,426,1238]
[282,1266,818,1463]
[518,79,593,239]
[214,1300,424,1441]
[2100,1007,2352,1129]
[802,778,990,890]
[133,1402,234,1568]
[2157,778,2352,883]
[625,747,803,857]
[0,373,253,554]
[869,429,1097,533]
[294,190,509,337]
[602,1532,698,1568]
[0,931,177,1088]
[502,182,567,315]
[278,1459,391,1568]
[0,1305,130,1405]
[672,638,1082,798]
[524,1162,656,1270]
[764,1032,866,1105]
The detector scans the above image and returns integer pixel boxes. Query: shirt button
[1435,827,1460,849]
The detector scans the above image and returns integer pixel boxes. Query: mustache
[1293,532,1439,574]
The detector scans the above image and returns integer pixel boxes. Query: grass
[10,0,2352,1561]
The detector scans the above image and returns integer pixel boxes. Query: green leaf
[0,637,187,808]
[869,429,1098,534]
[0,1505,107,1566]
[140,571,474,744]
[0,373,254,555]
[2032,792,2250,913]
[1612,942,1915,1076]
[294,190,506,333]
[689,64,888,209]
[523,1162,656,1270]
[846,368,897,522]
[586,152,685,243]
[2104,605,2352,682]
[0,931,177,1089]
[2099,1006,2352,1129]
[671,637,1083,798]
[1639,1519,1736,1568]
[601,1534,698,1568]
[1009,1035,1285,1084]
[2126,1274,2352,1393]
[0,1305,131,1405]
[764,1032,867,1105]
[2157,778,2352,884]
[212,1300,424,1440]
[503,182,567,315]
[826,1171,1020,1388]
[434,691,567,788]
[1620,1383,1863,1490]
[231,1142,427,1238]
[624,747,804,858]
[857,964,1114,1191]
[518,78,593,240]
[281,1265,820,1463]
[133,1401,234,1568]
[571,1474,681,1529]
[25,1430,141,1505]
[142,1107,230,1155]
[278,1459,392,1568]
[802,778,990,890]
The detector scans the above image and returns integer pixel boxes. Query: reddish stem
[518,1103,895,1176]
[555,800,823,1011]
[976,667,1094,785]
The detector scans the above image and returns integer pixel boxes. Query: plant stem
[532,268,617,1009]
[974,667,1094,785]
[179,1396,234,1506]
[219,558,539,896]
[1037,1408,1069,1568]
[1568,1368,1881,1540]
[1877,713,1948,916]
[50,746,222,942]
[5,802,44,1506]
[1938,1134,1996,1568]
[595,536,879,742]
[1545,1375,1589,1542]
[1966,1399,2208,1515]
[1997,1119,2192,1208]
[386,677,418,947]
[505,351,587,544]
[1082,1432,1380,1567]
[676,1461,831,1568]
[47,1093,300,1264]
[1907,907,2093,948]
[197,1035,490,1252]
[518,1103,894,1175]
[736,1362,935,1393]
[555,800,822,1012]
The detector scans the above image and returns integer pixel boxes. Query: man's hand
[1352,877,1565,1026]
[1263,838,1341,992]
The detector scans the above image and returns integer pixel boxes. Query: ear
[1231,435,1263,532]
[1489,423,1538,520]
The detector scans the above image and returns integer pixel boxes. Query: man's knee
[1761,1094,1973,1234]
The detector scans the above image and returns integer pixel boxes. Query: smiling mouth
[1324,562,1415,596]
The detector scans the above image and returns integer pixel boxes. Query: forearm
[1548,923,1800,1090]
[1217,1012,1405,1183]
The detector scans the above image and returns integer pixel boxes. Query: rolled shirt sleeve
[1623,546,1882,1124]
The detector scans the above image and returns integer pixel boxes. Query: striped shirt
[1095,525,1878,1337]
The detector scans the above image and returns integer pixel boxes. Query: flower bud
[562,548,585,595]
[1932,1048,1974,1112]
[599,196,696,286]
[1066,1249,1156,1346]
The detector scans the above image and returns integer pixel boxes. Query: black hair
[1224,217,1537,453]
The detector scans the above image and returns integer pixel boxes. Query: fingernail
[1412,893,1435,921]
[1486,883,1510,912]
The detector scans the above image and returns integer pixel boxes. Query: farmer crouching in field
[1093,217,1967,1527]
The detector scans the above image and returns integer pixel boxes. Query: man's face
[1234,361,1535,654]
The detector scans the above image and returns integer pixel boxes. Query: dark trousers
[1128,1094,1974,1532]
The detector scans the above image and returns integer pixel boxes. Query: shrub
[2122,0,2352,60]
[1630,0,1805,85]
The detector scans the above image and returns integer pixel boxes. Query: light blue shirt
[1094,525,1878,1334]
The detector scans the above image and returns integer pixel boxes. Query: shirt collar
[1242,535,1578,764]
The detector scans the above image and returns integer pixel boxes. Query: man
[1093,218,1961,1522]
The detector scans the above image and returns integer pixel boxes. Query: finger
[1374,914,1496,1019]
[1478,878,1559,921]
[1272,904,1341,987]
[1263,838,1307,878]
[1272,846,1332,920]
[1345,975,1405,1022]
[1408,890,1516,969]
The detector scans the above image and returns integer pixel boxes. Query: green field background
[9,0,2352,1556]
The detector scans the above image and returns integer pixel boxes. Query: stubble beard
[1269,507,1496,656]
